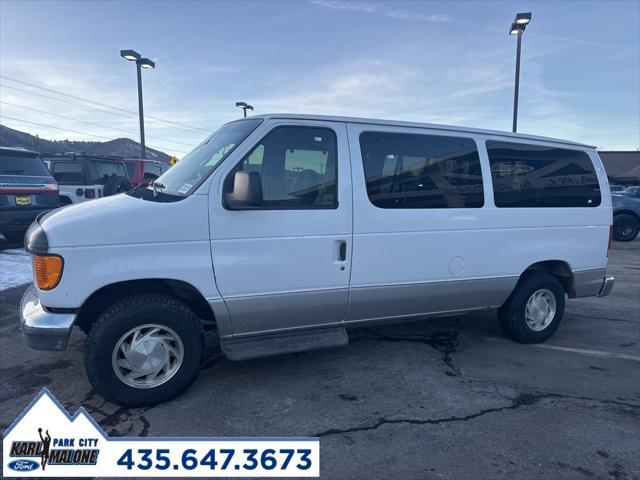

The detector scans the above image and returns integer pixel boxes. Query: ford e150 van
[20,114,615,406]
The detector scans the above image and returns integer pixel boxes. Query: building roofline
[247,113,596,149]
[597,150,640,154]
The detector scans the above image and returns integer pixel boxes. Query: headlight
[33,255,64,290]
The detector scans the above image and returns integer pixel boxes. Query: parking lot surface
[1,240,638,479]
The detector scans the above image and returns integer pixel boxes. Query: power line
[0,83,208,138]
[0,115,111,139]
[0,100,195,148]
[0,115,189,155]
[1,83,135,120]
[1,75,211,134]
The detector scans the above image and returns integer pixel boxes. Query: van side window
[486,142,601,208]
[225,126,338,209]
[359,131,484,209]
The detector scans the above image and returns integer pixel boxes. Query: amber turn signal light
[33,255,64,290]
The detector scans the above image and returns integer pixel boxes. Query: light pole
[509,12,532,133]
[120,50,155,158]
[236,101,254,118]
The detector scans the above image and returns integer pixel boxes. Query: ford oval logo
[8,459,39,471]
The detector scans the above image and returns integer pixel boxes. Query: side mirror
[226,171,263,209]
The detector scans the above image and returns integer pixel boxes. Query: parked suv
[43,153,131,205]
[620,185,640,199]
[20,114,615,406]
[0,147,58,242]
[123,158,168,187]
[612,193,640,241]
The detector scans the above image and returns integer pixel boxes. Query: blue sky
[1,0,638,156]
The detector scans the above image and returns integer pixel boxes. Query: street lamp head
[515,12,532,25]
[509,23,521,35]
[120,49,141,61]
[138,58,155,69]
[236,101,254,117]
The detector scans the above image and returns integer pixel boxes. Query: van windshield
[146,119,262,198]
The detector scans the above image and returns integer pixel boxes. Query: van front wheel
[85,294,204,407]
[498,273,566,343]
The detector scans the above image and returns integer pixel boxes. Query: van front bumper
[20,284,76,351]
[597,276,615,297]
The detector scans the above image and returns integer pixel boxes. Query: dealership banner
[3,389,319,477]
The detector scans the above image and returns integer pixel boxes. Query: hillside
[0,124,171,163]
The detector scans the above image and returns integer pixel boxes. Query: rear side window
[359,131,484,209]
[89,161,127,184]
[125,163,136,178]
[226,126,338,209]
[486,142,601,208]
[143,163,163,180]
[52,162,82,184]
[0,154,51,176]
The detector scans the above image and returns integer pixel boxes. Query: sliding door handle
[339,241,347,262]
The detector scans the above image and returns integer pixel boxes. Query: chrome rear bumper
[20,284,76,351]
[597,276,615,297]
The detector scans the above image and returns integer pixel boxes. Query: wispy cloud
[528,32,639,53]
[251,54,511,126]
[310,0,452,22]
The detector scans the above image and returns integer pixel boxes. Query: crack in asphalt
[0,359,74,404]
[313,391,640,438]
[69,388,152,437]
[351,326,462,377]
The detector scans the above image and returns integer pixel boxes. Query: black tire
[612,213,640,242]
[498,273,566,344]
[85,294,204,407]
[103,175,132,196]
[1,230,26,243]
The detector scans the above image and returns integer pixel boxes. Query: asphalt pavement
[0,239,638,479]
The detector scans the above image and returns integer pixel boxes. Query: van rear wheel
[498,273,566,343]
[85,294,204,407]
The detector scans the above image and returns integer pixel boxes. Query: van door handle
[338,241,347,262]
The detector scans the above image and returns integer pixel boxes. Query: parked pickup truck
[20,114,615,406]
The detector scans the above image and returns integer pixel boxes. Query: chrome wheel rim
[112,324,184,389]
[525,289,557,331]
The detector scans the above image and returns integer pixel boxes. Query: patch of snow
[0,249,32,291]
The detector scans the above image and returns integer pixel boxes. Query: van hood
[37,193,210,249]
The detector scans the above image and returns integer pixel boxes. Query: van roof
[249,113,596,149]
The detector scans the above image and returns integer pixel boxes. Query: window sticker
[177,184,193,195]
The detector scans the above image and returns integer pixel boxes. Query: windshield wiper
[152,181,166,197]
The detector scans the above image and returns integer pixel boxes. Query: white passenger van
[20,114,614,406]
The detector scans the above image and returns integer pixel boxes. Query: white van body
[20,114,614,405]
